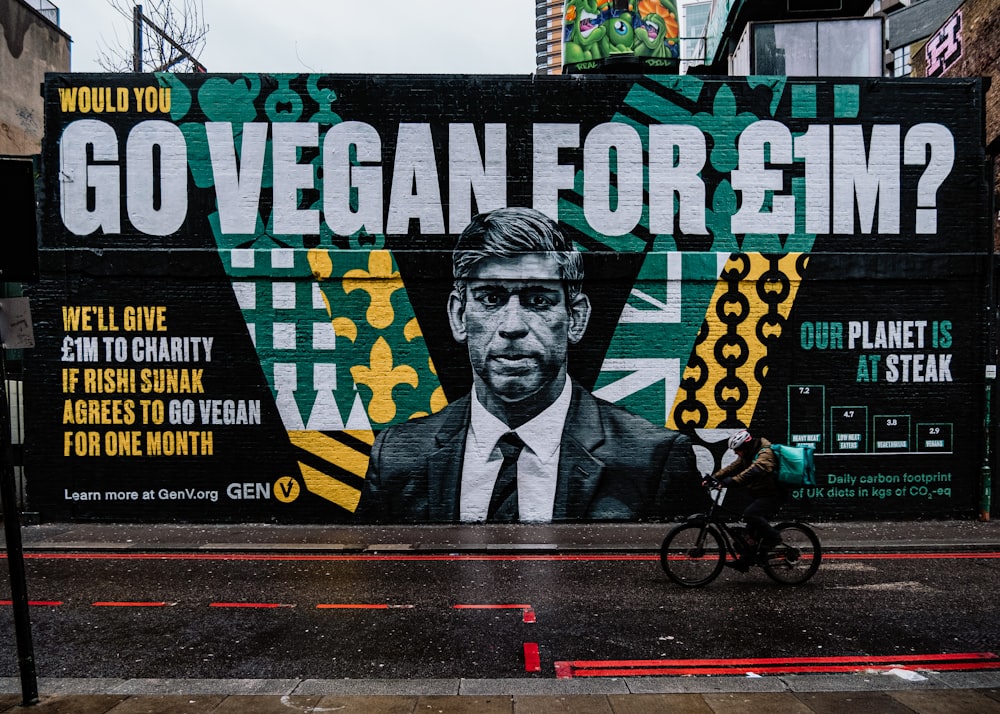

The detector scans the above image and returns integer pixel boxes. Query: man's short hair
[452,207,584,300]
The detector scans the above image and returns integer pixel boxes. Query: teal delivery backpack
[769,444,817,487]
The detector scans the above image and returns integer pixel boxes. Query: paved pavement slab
[312,696,418,714]
[792,691,920,714]
[104,695,225,713]
[702,692,814,713]
[889,688,1000,713]
[0,694,128,713]
[606,692,714,713]
[414,694,515,713]
[211,695,324,714]
[513,693,616,713]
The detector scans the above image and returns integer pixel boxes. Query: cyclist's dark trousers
[743,492,784,544]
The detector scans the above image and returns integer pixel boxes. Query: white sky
[59,0,540,74]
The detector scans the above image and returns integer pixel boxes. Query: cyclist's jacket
[714,437,780,494]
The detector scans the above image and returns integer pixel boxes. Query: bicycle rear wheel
[660,522,725,587]
[761,522,822,585]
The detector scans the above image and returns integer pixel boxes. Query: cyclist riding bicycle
[706,429,787,568]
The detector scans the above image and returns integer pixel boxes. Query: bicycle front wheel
[660,522,725,587]
[761,522,822,585]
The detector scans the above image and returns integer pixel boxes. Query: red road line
[10,551,1000,562]
[822,553,1000,560]
[14,553,655,561]
[524,643,541,673]
[567,661,1000,677]
[557,652,1000,678]
[210,602,294,609]
[91,601,169,607]
[454,603,536,623]
[316,604,390,609]
[0,600,63,607]
[566,652,998,667]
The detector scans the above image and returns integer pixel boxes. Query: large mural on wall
[28,73,991,523]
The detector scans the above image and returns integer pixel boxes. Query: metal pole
[133,4,143,72]
[983,380,992,521]
[0,343,39,705]
[983,155,997,522]
[138,10,207,72]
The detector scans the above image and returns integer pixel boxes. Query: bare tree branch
[97,0,208,72]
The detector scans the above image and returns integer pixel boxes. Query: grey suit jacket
[357,381,697,523]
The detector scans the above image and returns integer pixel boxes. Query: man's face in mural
[448,253,591,423]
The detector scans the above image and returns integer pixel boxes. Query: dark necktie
[487,432,524,522]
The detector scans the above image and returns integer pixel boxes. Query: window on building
[892,46,911,77]
[682,0,712,71]
[752,18,884,76]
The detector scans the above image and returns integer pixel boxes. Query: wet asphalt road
[1,550,998,681]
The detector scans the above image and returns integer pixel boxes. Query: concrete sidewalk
[8,518,1000,554]
[0,684,999,713]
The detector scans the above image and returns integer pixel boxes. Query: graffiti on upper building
[563,0,681,73]
[925,9,964,78]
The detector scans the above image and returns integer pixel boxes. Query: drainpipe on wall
[983,373,993,521]
[987,224,1000,522]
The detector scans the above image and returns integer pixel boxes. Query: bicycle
[660,477,822,587]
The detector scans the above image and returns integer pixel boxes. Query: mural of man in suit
[357,207,696,523]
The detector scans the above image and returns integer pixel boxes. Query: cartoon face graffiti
[635,0,679,59]
[564,0,608,64]
[636,14,668,57]
[605,12,636,56]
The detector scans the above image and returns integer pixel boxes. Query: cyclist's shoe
[726,556,751,573]
[754,537,782,565]
[763,545,802,566]
[760,534,782,551]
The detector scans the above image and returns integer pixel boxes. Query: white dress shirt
[459,376,573,522]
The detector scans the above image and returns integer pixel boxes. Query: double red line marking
[11,552,1000,563]
[555,651,1000,678]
